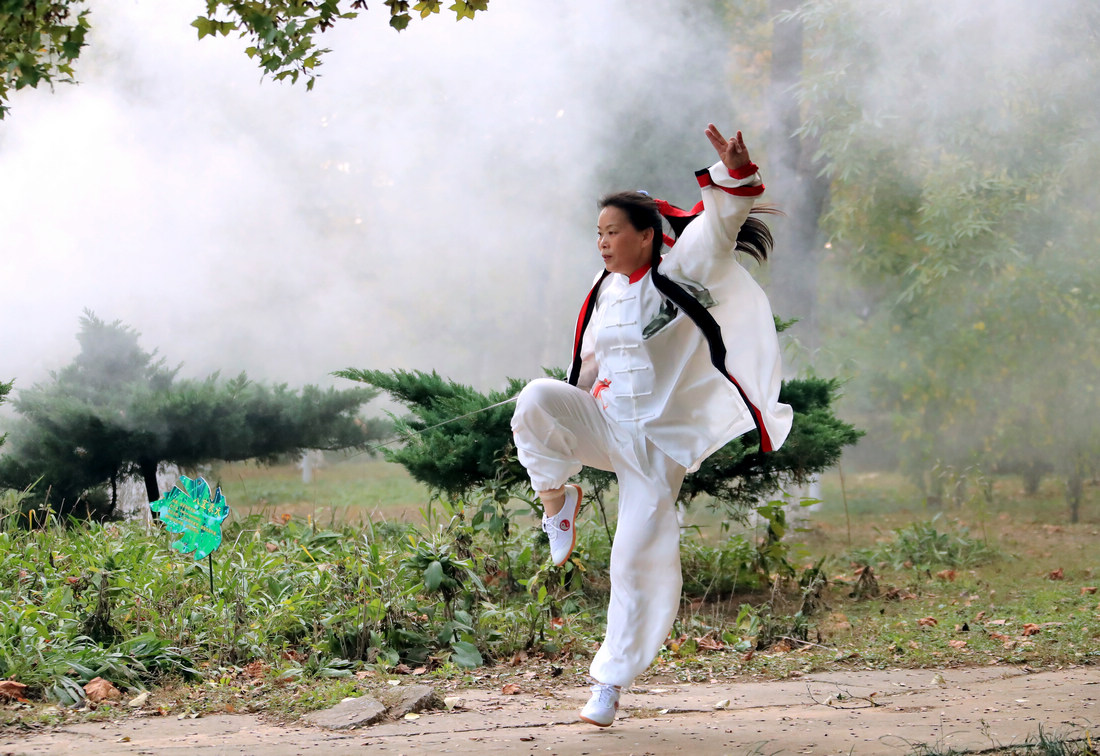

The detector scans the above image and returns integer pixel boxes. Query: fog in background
[4,0,1094,484]
[0,0,737,394]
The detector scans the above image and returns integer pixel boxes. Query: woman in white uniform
[510,124,793,727]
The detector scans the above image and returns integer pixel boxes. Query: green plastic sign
[150,475,229,560]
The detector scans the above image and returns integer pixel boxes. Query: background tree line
[0,313,389,519]
[757,0,1099,518]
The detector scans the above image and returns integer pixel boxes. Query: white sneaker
[579,682,620,727]
[541,484,582,566]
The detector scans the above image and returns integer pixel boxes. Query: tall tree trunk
[767,0,831,355]
[1067,466,1083,525]
[1022,463,1044,496]
[139,459,161,503]
[926,469,945,511]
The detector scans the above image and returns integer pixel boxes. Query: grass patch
[907,725,1100,755]
[212,457,431,524]
[0,462,1097,734]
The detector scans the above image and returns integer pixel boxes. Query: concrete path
[4,665,1098,755]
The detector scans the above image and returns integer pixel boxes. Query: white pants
[510,378,687,687]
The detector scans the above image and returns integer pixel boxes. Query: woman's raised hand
[705,124,752,173]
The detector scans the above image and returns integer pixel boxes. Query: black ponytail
[733,205,782,263]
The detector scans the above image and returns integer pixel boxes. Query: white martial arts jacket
[569,161,793,472]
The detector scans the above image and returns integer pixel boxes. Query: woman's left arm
[706,124,754,175]
[670,125,764,262]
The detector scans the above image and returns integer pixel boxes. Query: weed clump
[851,514,998,570]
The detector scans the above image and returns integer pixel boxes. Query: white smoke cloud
[0,0,737,395]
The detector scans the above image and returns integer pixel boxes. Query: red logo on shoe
[559,520,570,531]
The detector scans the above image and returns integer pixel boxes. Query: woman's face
[597,206,653,276]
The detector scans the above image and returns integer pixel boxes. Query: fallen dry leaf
[412,666,427,676]
[665,633,688,653]
[0,680,28,701]
[824,612,852,633]
[989,632,1012,642]
[948,639,968,649]
[741,650,755,662]
[1081,587,1097,595]
[84,677,122,703]
[936,570,957,582]
[243,661,268,679]
[695,633,724,651]
[394,663,413,675]
[1049,568,1065,581]
[1021,623,1041,637]
[917,617,938,627]
[501,683,521,695]
[771,640,792,653]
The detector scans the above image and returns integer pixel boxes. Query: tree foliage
[0,378,11,449]
[0,0,89,118]
[0,312,389,518]
[0,0,488,118]
[785,0,1100,514]
[709,0,1100,516]
[337,365,861,521]
[678,375,862,514]
[335,368,528,497]
[194,0,488,88]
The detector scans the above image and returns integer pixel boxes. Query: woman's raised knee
[514,378,573,420]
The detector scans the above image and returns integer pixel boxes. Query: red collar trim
[627,264,652,284]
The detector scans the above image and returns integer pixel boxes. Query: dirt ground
[3,665,1099,756]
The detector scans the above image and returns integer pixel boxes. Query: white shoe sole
[552,484,582,567]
